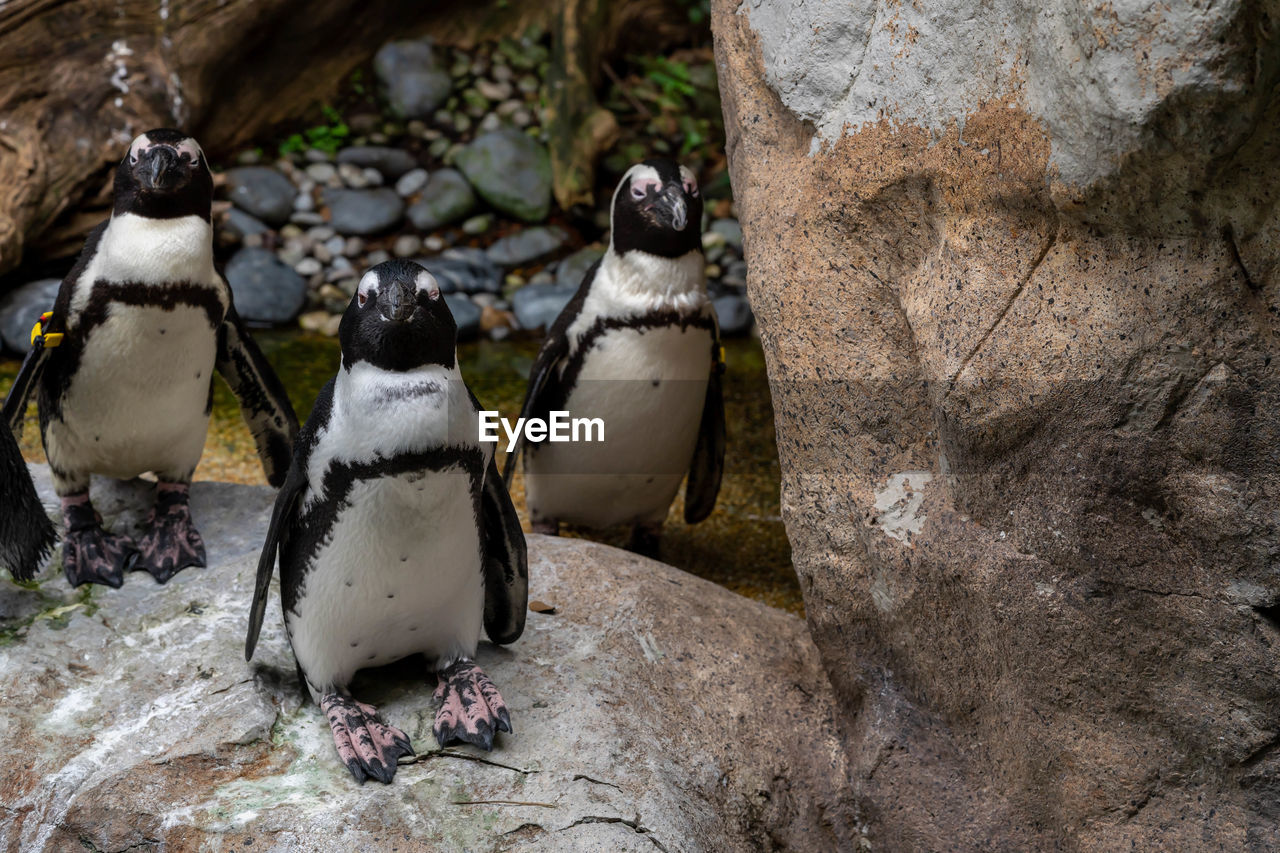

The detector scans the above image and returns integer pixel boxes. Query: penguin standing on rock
[504,160,725,556]
[0,129,298,587]
[246,260,527,784]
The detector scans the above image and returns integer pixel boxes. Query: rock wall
[713,0,1280,847]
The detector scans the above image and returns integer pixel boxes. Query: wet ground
[1,333,801,614]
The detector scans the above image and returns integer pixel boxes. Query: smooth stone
[305,162,337,184]
[460,213,493,235]
[374,39,453,119]
[224,247,308,324]
[365,249,391,266]
[418,247,502,294]
[294,257,323,276]
[360,168,384,187]
[289,212,325,226]
[710,218,743,249]
[337,162,367,189]
[392,235,422,258]
[454,129,552,222]
[323,188,405,236]
[0,278,61,353]
[712,293,754,337]
[293,192,315,213]
[483,225,565,266]
[475,78,513,101]
[443,293,481,340]
[222,208,269,240]
[336,146,418,179]
[512,282,575,331]
[225,167,297,226]
[395,168,429,197]
[406,169,477,231]
[555,245,605,288]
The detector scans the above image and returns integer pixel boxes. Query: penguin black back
[610,158,704,258]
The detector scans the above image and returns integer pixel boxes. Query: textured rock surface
[456,130,554,223]
[715,0,1280,848]
[1,466,856,851]
[224,247,309,325]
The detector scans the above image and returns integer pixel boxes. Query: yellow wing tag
[30,311,63,348]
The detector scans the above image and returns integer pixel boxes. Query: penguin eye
[630,184,646,201]
[358,292,368,308]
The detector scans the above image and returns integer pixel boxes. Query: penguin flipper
[0,412,55,581]
[684,335,726,524]
[245,457,306,661]
[216,305,300,488]
[2,338,48,433]
[481,457,528,645]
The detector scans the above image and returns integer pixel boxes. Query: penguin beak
[135,145,187,192]
[654,186,688,232]
[378,279,418,322]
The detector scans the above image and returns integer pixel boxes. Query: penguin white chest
[51,302,218,480]
[286,465,484,694]
[526,321,711,527]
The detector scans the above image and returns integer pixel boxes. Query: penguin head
[609,159,703,258]
[114,129,214,220]
[339,260,457,372]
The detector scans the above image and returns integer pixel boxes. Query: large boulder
[713,0,1280,848]
[0,466,857,850]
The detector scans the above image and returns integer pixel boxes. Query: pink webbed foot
[134,483,206,583]
[433,659,512,751]
[321,693,414,784]
[61,495,136,589]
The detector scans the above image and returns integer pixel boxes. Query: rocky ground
[0,31,751,352]
[0,468,855,850]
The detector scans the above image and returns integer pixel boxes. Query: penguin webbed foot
[62,501,135,589]
[433,659,512,751]
[321,693,414,784]
[135,484,206,583]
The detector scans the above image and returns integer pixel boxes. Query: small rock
[303,149,332,164]
[293,192,315,213]
[374,40,454,119]
[298,310,331,332]
[471,292,497,308]
[486,225,568,267]
[517,74,539,94]
[362,168,384,187]
[710,218,743,250]
[280,224,304,239]
[712,293,754,337]
[479,304,514,332]
[225,167,297,226]
[306,162,337,184]
[443,293,481,340]
[393,235,423,258]
[323,188,405,236]
[453,113,472,134]
[343,237,365,257]
[295,257,323,276]
[512,109,533,128]
[406,169,477,231]
[479,113,502,133]
[0,278,61,353]
[705,264,722,279]
[407,120,428,137]
[307,226,336,242]
[225,247,308,324]
[423,235,446,252]
[235,150,263,166]
[428,137,452,159]
[223,208,269,240]
[461,213,493,235]
[419,248,502,294]
[455,129,552,222]
[555,246,605,288]
[337,146,418,180]
[366,249,391,266]
[512,282,575,331]
[702,231,726,251]
[290,212,326,226]
[395,168,429,197]
[242,233,265,249]
[476,78,513,101]
[722,260,748,288]
[490,325,511,341]
[337,162,368,189]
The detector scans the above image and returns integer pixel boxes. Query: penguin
[0,129,298,587]
[502,159,725,556]
[245,259,527,785]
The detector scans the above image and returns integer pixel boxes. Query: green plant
[278,104,350,156]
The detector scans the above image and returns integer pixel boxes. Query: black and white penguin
[245,259,527,785]
[503,159,725,555]
[0,129,298,587]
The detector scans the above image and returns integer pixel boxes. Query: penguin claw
[432,660,512,751]
[134,487,207,583]
[321,693,414,784]
[61,518,136,589]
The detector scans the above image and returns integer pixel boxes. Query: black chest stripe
[281,447,486,616]
[551,308,715,412]
[40,281,227,427]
